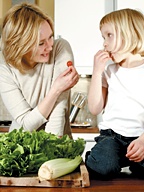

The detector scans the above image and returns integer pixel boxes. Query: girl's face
[23,20,54,67]
[101,23,125,63]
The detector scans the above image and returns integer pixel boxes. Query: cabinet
[54,0,114,75]
[116,0,144,10]
[72,130,99,161]
[0,0,54,28]
[36,0,54,20]
[0,0,11,27]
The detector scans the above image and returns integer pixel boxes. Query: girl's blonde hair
[100,8,144,56]
[1,3,54,73]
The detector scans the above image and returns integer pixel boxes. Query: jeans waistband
[100,129,138,141]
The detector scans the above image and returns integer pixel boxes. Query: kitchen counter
[0,126,9,133]
[0,126,99,133]
[71,127,99,133]
[1,177,144,192]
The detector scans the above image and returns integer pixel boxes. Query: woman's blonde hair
[1,3,54,73]
[100,8,144,56]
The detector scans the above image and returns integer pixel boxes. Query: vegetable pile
[0,128,85,177]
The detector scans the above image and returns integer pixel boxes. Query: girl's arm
[88,50,110,115]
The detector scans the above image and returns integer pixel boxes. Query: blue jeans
[85,129,144,178]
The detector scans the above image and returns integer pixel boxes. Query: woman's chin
[39,57,49,63]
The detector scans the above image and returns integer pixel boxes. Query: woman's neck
[22,58,37,69]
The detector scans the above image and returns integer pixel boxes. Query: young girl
[86,8,144,178]
[0,3,79,137]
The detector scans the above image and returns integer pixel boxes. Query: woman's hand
[53,66,79,94]
[38,65,79,119]
[126,138,144,162]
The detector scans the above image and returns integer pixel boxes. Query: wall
[0,0,54,27]
[36,0,54,20]
[0,0,11,32]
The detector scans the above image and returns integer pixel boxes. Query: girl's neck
[119,54,144,68]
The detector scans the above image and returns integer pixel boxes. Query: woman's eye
[39,42,44,46]
[49,35,54,40]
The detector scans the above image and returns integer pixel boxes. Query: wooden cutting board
[0,162,90,188]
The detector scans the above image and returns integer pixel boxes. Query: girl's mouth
[109,52,112,58]
[104,49,113,58]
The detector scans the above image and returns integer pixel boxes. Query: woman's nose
[45,40,50,48]
[45,40,53,50]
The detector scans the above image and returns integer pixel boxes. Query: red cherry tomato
[67,61,73,67]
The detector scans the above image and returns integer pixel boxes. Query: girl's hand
[126,138,144,162]
[93,50,110,74]
[53,66,79,93]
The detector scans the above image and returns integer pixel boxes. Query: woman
[86,8,144,178]
[0,3,79,137]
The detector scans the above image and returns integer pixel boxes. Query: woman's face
[23,20,54,67]
[101,23,124,63]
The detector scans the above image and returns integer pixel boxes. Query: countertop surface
[1,177,144,192]
[0,126,99,133]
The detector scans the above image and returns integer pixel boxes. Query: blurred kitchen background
[0,0,144,127]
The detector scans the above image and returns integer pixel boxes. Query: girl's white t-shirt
[99,63,144,137]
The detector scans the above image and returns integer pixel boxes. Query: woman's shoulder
[0,51,11,71]
[53,38,71,49]
[0,51,5,63]
[54,38,71,46]
[50,38,73,62]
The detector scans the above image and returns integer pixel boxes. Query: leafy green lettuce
[0,128,85,176]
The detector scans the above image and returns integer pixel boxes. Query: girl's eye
[108,33,112,38]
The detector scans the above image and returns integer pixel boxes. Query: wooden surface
[0,162,90,188]
[0,126,9,133]
[71,127,99,133]
[1,177,144,192]
[0,126,99,133]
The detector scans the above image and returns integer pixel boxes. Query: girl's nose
[103,41,107,51]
